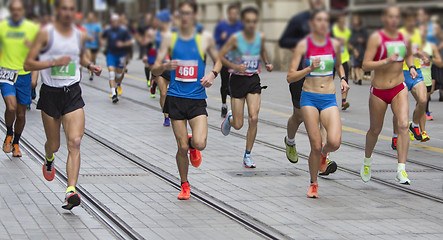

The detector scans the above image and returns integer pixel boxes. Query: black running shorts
[37,82,85,119]
[163,95,208,120]
[289,78,305,109]
[229,74,261,99]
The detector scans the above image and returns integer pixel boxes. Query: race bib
[386,41,406,61]
[309,55,334,76]
[242,55,260,73]
[51,62,76,79]
[176,60,198,82]
[0,67,18,85]
[412,43,420,59]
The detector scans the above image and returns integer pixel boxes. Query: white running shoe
[221,110,232,136]
[360,158,372,183]
[396,170,411,185]
[243,154,256,168]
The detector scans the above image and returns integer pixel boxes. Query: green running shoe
[284,137,298,163]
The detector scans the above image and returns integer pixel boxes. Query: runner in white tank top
[24,0,102,210]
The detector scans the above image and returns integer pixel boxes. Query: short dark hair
[241,7,259,19]
[227,3,240,13]
[178,0,198,13]
[310,9,328,20]
[402,7,416,18]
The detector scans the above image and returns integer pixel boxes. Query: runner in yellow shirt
[332,12,352,111]
[0,0,39,157]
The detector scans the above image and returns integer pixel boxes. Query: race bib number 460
[176,60,198,82]
[51,62,76,79]
[0,67,19,85]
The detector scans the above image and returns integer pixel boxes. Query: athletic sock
[392,134,398,138]
[117,83,121,87]
[244,150,251,157]
[286,136,295,146]
[310,180,317,184]
[12,133,21,144]
[426,96,430,113]
[364,157,372,166]
[411,122,419,128]
[144,67,150,80]
[6,126,13,136]
[181,181,189,185]
[342,98,346,104]
[46,153,54,162]
[66,186,76,193]
[111,88,116,96]
[188,137,194,149]
[397,163,406,172]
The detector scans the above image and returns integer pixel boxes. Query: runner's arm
[362,32,395,71]
[79,32,102,75]
[219,35,246,73]
[151,32,175,76]
[206,33,222,74]
[333,39,345,79]
[431,43,443,67]
[260,34,273,72]
[286,39,312,83]
[24,29,70,71]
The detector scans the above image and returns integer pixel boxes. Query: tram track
[81,80,443,204]
[0,119,143,240]
[121,80,443,172]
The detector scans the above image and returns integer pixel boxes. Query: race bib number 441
[176,60,198,82]
[51,62,76,79]
[0,67,19,85]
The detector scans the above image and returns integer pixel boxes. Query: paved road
[0,54,442,239]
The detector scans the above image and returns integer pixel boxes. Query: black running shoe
[391,137,397,150]
[408,122,422,141]
[62,191,81,210]
[319,158,337,176]
[112,95,119,103]
[221,106,227,118]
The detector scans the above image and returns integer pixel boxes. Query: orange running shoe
[12,144,22,157]
[177,182,191,200]
[319,154,327,172]
[188,135,202,168]
[3,135,13,153]
[307,183,319,198]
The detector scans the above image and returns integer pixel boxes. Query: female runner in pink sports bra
[360,6,417,185]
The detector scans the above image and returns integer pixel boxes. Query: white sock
[286,136,295,146]
[364,157,372,165]
[411,122,419,128]
[392,134,398,138]
[111,88,116,96]
[397,163,406,172]
[222,104,227,108]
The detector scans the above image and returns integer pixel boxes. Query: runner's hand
[200,72,214,88]
[341,79,350,94]
[310,57,321,71]
[410,67,418,79]
[353,49,359,58]
[116,41,124,48]
[142,55,148,64]
[164,60,178,71]
[55,56,71,66]
[265,63,274,72]
[236,63,247,73]
[90,64,102,76]
[387,53,399,63]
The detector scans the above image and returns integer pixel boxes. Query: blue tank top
[168,31,206,99]
[229,31,261,76]
[426,22,438,44]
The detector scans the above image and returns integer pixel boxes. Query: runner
[360,5,417,185]
[0,0,39,157]
[24,0,102,210]
[84,12,102,81]
[287,9,349,198]
[391,8,429,149]
[214,3,243,118]
[331,12,351,110]
[420,28,443,123]
[101,14,132,103]
[349,14,368,85]
[151,0,222,200]
[143,9,172,126]
[220,7,273,168]
[278,0,337,176]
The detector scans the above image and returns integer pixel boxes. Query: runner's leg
[301,106,321,183]
[365,94,388,158]
[41,111,61,159]
[230,97,246,130]
[391,89,409,164]
[245,93,260,152]
[410,82,427,131]
[171,119,190,183]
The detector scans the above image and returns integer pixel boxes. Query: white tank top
[39,24,82,87]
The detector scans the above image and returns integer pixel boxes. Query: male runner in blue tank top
[219,7,274,168]
[152,0,222,200]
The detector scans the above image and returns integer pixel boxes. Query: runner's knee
[67,136,82,151]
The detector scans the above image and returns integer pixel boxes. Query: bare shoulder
[369,31,381,44]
